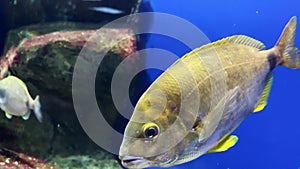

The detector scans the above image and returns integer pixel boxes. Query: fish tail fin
[275,16,300,68]
[33,95,43,123]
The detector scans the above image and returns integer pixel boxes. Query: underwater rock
[0,148,61,169]
[1,27,136,98]
[0,22,139,167]
[2,23,138,97]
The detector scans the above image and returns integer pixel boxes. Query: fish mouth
[120,156,149,167]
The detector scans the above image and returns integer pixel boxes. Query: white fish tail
[274,16,300,68]
[33,95,43,123]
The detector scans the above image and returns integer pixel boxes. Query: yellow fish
[119,16,300,168]
[0,76,42,122]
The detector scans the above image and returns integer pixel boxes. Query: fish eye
[142,122,160,138]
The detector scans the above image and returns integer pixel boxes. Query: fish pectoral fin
[22,112,31,120]
[5,112,13,119]
[253,75,273,113]
[208,135,239,153]
[199,86,241,141]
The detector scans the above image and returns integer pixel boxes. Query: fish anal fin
[22,112,31,120]
[5,112,12,119]
[208,135,239,153]
[253,75,273,113]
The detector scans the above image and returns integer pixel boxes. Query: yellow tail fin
[276,16,300,68]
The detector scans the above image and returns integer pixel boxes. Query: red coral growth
[19,30,97,51]
[0,47,18,79]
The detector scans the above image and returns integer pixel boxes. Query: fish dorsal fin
[253,75,273,113]
[183,35,266,59]
[208,135,239,153]
[207,35,266,50]
[208,35,266,50]
[9,76,28,91]
[228,35,266,50]
[5,76,31,97]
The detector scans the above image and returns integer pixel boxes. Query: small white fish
[89,7,124,14]
[0,76,42,122]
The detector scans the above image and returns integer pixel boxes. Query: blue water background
[140,0,300,169]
